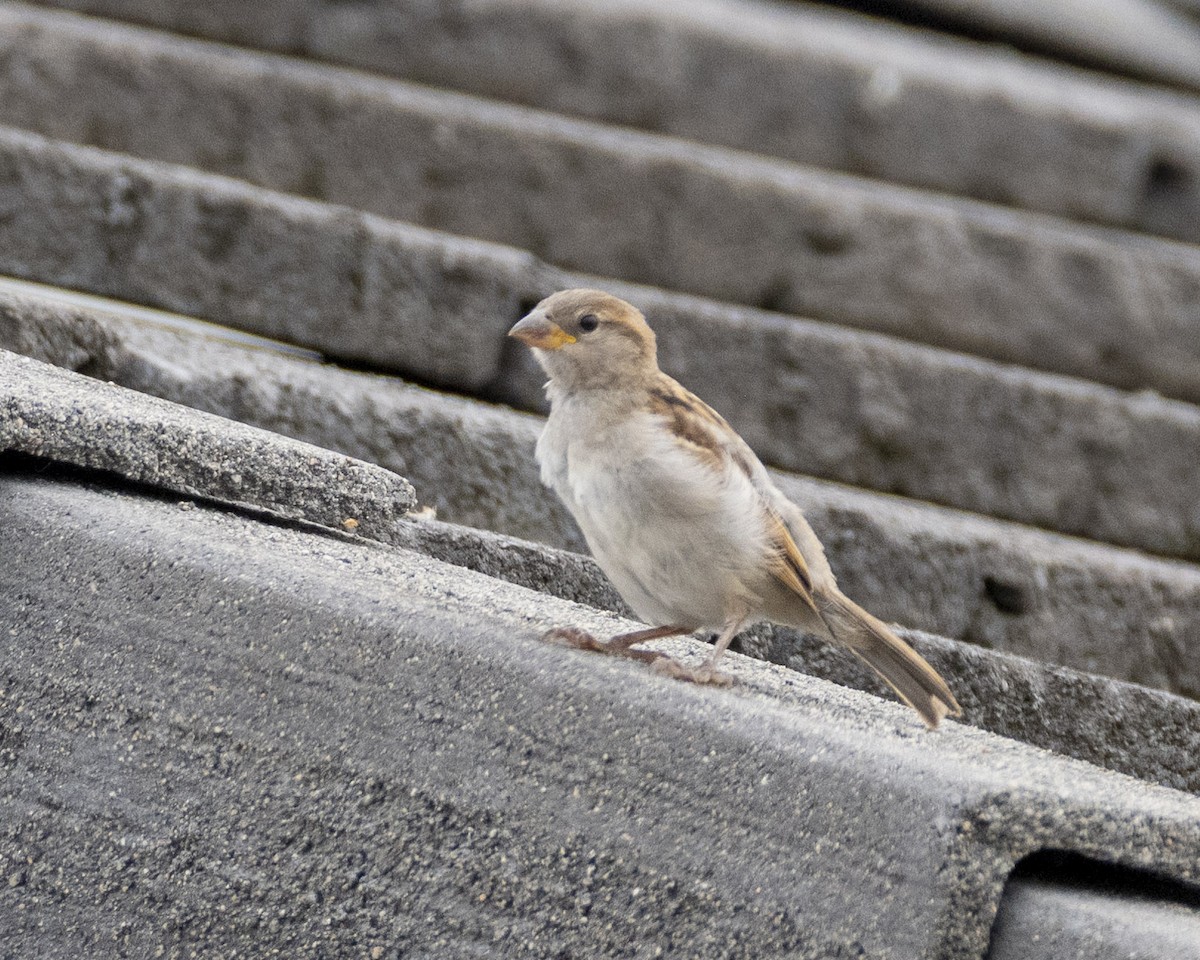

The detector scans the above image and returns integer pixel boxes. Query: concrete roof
[3,0,1200,955]
[7,468,1200,957]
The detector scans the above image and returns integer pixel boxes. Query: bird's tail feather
[818,591,961,729]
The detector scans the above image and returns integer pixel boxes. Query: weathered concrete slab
[860,0,1200,93]
[0,123,1198,556]
[4,7,1200,402]
[397,512,1200,799]
[7,302,1200,796]
[0,126,538,391]
[368,502,1200,800]
[0,349,416,536]
[20,0,1200,249]
[3,468,1200,958]
[5,286,1200,709]
[989,864,1200,959]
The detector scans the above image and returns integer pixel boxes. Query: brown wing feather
[765,513,820,613]
[646,376,819,614]
[646,380,756,476]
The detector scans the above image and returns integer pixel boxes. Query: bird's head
[508,288,658,390]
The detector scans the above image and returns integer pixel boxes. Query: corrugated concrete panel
[7,292,1200,788]
[988,861,1200,959]
[7,287,1200,703]
[392,510,1200,798]
[4,6,1200,402]
[0,350,416,536]
[3,469,1200,958]
[0,132,1199,559]
[2,2,1198,956]
[0,128,538,390]
[18,0,1200,245]
[854,0,1200,93]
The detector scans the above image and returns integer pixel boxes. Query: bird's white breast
[536,396,772,628]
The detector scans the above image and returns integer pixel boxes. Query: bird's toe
[648,657,735,687]
[541,626,602,651]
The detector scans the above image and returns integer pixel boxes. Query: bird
[508,288,961,728]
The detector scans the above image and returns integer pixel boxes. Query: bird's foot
[648,657,735,687]
[541,626,666,664]
[542,626,603,651]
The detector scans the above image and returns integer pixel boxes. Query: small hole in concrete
[983,576,1027,615]
[1145,157,1192,200]
[988,850,1200,960]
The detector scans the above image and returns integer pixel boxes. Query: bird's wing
[762,510,820,613]
[645,375,820,613]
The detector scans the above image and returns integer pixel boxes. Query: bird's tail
[818,591,961,729]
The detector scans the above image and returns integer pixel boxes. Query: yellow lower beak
[508,313,577,350]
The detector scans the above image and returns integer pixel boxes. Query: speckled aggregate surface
[4,301,1200,802]
[1,3,1199,954]
[1,110,1200,555]
[0,348,415,536]
[3,470,1200,959]
[7,290,1200,705]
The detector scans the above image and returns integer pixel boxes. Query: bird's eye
[578,314,599,333]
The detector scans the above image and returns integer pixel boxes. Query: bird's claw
[649,658,735,687]
[541,626,603,651]
[541,626,731,683]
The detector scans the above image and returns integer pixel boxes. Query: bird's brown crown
[509,288,660,390]
[536,289,656,355]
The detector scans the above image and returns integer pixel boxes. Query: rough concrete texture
[396,511,1200,800]
[855,0,1200,94]
[7,297,1200,796]
[0,287,561,552]
[3,2,1198,954]
[1,130,1199,560]
[20,0,1200,247]
[8,286,1200,705]
[0,350,416,537]
[5,8,1200,403]
[4,469,1200,959]
[349,504,1200,800]
[989,874,1200,959]
[0,126,539,391]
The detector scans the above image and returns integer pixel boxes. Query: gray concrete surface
[8,289,1200,802]
[0,126,538,392]
[394,510,1200,799]
[6,6,1200,403]
[857,0,1200,93]
[20,0,1200,247]
[989,874,1200,959]
[1,123,1200,559]
[4,468,1200,958]
[4,3,1199,954]
[7,287,1200,704]
[383,504,1200,800]
[0,349,416,537]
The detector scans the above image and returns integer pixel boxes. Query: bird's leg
[542,623,691,664]
[649,614,747,686]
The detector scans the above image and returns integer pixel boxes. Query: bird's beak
[508,310,576,351]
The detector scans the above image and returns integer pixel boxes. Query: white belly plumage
[537,410,773,629]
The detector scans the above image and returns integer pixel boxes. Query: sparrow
[508,289,961,728]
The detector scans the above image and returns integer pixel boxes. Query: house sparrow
[509,289,961,728]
